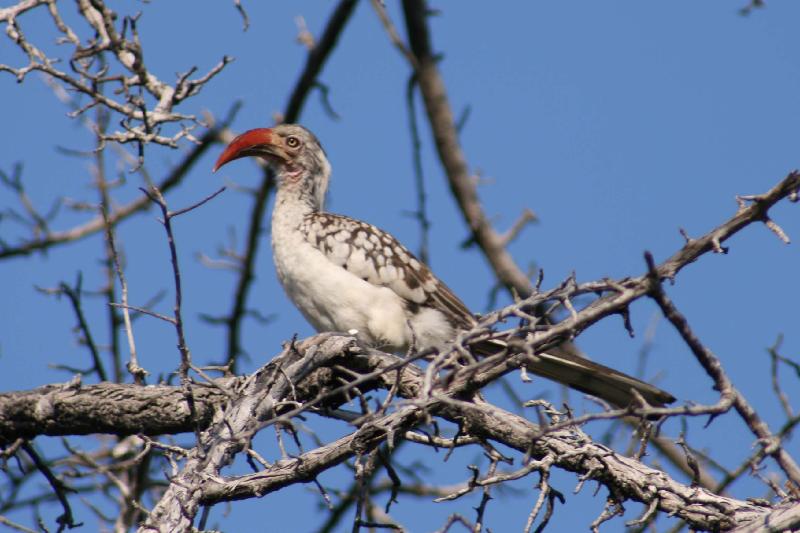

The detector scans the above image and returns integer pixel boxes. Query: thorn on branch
[678,227,692,244]
[619,307,635,338]
[313,82,340,121]
[643,250,657,278]
[534,269,544,292]
[559,276,579,321]
[675,432,702,488]
[710,234,728,254]
[455,104,471,134]
[763,216,790,244]
[736,192,793,244]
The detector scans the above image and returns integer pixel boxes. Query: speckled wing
[299,212,475,329]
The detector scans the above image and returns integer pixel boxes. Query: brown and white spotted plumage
[300,215,475,326]
[214,124,675,408]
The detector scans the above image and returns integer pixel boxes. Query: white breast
[271,209,412,351]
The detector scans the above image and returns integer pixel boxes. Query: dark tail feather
[473,340,675,409]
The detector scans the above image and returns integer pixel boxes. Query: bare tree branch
[0,110,238,260]
[646,251,800,490]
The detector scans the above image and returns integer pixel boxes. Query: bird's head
[213,124,331,209]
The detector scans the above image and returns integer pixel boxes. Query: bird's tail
[472,339,675,409]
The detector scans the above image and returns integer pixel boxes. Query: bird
[213,124,675,409]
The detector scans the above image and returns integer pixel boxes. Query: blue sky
[2,1,799,531]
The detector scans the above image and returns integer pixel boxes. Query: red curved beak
[213,128,275,173]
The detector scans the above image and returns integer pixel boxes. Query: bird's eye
[286,136,300,148]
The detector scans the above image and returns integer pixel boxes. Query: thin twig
[645,251,800,492]
[21,442,81,531]
[54,275,107,381]
[404,74,431,264]
[103,207,146,384]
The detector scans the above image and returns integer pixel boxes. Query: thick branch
[0,380,228,442]
[0,334,787,532]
